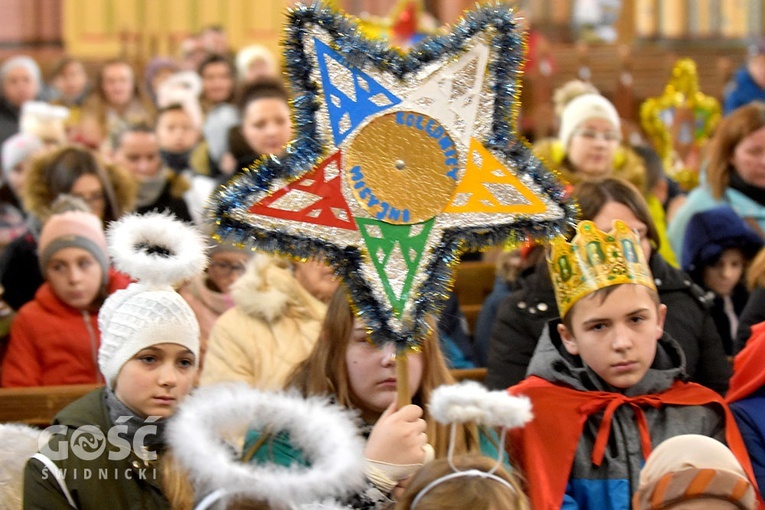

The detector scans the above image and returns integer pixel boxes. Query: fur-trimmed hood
[230,254,326,323]
[533,137,648,195]
[23,149,137,223]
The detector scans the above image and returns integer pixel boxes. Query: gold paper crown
[548,220,657,318]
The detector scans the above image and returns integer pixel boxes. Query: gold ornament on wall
[640,58,721,190]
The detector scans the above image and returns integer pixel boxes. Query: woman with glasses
[534,91,678,266]
[179,239,249,379]
[0,145,136,311]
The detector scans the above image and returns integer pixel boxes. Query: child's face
[114,131,163,180]
[54,61,87,99]
[731,125,765,189]
[114,343,196,419]
[703,248,745,297]
[101,63,134,107]
[346,320,423,422]
[241,97,292,157]
[156,109,199,153]
[70,173,106,220]
[206,251,248,294]
[558,284,667,389]
[7,163,28,198]
[201,62,233,104]
[45,246,103,310]
[566,117,620,178]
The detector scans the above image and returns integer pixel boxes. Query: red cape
[508,376,759,510]
[728,321,765,404]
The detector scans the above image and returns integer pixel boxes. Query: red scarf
[508,376,759,510]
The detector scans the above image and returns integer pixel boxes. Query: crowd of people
[2,19,765,510]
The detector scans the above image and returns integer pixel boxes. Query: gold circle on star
[345,111,460,225]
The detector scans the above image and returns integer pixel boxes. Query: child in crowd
[507,219,757,509]
[242,287,503,509]
[0,133,42,250]
[395,454,529,510]
[633,435,758,509]
[727,320,765,494]
[682,205,763,355]
[179,237,249,374]
[23,211,207,509]
[111,124,192,222]
[1,200,130,386]
[155,104,215,224]
[225,77,292,181]
[487,177,730,395]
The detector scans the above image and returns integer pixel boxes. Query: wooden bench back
[0,384,101,428]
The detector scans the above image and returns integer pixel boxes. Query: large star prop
[213,2,576,350]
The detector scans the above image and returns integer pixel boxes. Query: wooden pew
[453,261,496,335]
[450,367,487,383]
[0,384,101,427]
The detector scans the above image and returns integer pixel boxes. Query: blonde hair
[394,454,530,510]
[746,246,765,290]
[706,102,765,200]
[287,287,482,458]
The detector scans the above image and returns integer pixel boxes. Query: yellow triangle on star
[444,138,548,215]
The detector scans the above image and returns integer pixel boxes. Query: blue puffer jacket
[725,66,765,116]
[524,325,726,510]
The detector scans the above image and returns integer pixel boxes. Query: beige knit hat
[97,212,208,388]
[558,93,621,150]
[633,435,756,510]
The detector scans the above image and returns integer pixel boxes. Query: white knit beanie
[558,93,621,150]
[2,132,42,180]
[98,212,208,388]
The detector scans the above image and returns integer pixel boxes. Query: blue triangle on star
[314,37,402,145]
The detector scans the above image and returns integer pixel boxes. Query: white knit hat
[98,212,208,388]
[558,93,621,150]
[2,132,42,179]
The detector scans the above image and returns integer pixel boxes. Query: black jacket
[735,286,765,353]
[486,253,731,394]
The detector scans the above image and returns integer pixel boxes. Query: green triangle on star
[356,218,435,318]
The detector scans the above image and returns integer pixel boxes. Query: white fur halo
[107,212,208,288]
[428,381,533,429]
[166,384,366,507]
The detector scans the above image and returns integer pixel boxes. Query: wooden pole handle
[396,350,411,408]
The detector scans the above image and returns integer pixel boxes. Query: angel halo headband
[410,468,517,509]
[409,381,534,509]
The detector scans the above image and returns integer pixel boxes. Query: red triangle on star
[248,151,357,231]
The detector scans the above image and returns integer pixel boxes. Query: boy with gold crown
[506,220,761,510]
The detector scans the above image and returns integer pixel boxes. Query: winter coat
[735,287,765,353]
[1,268,130,387]
[0,231,42,311]
[508,326,735,510]
[727,321,765,494]
[200,255,327,389]
[23,388,171,510]
[485,253,731,394]
[0,96,20,147]
[135,170,192,223]
[668,185,765,263]
[706,284,750,356]
[724,66,765,116]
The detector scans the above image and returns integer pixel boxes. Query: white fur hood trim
[166,384,366,508]
[0,424,44,510]
[428,381,533,429]
[230,254,320,323]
